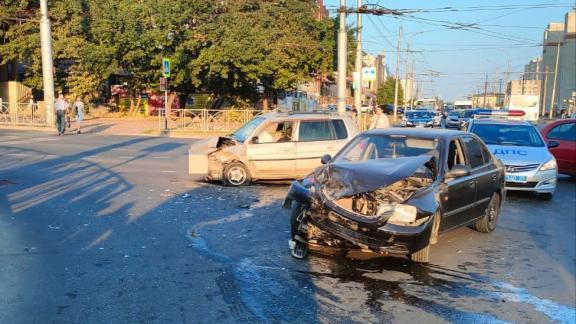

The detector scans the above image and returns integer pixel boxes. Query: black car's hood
[316,156,434,199]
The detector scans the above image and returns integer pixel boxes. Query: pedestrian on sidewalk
[73,96,85,134]
[55,94,67,135]
[369,105,390,129]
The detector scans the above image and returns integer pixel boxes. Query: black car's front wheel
[289,202,308,259]
[474,193,501,233]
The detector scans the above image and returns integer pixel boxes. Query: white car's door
[246,120,296,179]
[295,119,349,177]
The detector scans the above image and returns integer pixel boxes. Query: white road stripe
[160,170,176,173]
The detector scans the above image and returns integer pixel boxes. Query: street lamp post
[39,0,55,127]
[337,0,348,116]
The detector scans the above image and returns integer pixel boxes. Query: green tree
[1,0,337,104]
[377,76,403,106]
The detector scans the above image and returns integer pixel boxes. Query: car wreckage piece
[284,156,439,261]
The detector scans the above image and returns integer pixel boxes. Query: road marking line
[161,170,176,173]
[152,156,169,159]
[4,153,27,156]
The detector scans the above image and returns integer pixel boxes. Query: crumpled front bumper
[284,180,435,255]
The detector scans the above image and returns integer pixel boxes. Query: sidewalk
[0,117,224,138]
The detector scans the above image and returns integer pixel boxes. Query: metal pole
[482,74,488,108]
[164,89,168,130]
[39,0,55,128]
[393,25,402,120]
[541,66,548,117]
[550,43,561,119]
[337,0,348,116]
[404,44,410,108]
[353,0,362,114]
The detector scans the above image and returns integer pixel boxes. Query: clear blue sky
[324,0,573,101]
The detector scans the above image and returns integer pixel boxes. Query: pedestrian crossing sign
[162,58,171,78]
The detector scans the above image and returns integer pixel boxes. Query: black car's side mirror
[250,136,259,144]
[446,164,471,179]
[321,154,332,164]
[547,140,560,149]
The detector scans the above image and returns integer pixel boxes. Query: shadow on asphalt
[1,138,574,322]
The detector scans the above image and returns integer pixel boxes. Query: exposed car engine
[337,174,432,217]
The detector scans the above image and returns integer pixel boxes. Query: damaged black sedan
[284,129,505,263]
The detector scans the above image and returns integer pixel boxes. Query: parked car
[541,119,576,176]
[188,112,359,186]
[380,104,404,116]
[284,128,505,263]
[465,115,558,200]
[401,110,435,128]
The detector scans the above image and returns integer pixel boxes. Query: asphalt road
[1,129,575,323]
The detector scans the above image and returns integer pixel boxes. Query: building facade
[471,93,505,109]
[507,79,541,96]
[523,57,542,81]
[541,10,576,115]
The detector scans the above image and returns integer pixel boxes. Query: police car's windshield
[471,124,545,147]
[406,111,433,119]
[231,117,265,142]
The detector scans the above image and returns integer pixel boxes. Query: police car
[464,110,558,200]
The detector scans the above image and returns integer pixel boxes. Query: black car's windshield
[471,124,545,147]
[231,117,265,142]
[335,134,440,162]
[406,111,433,119]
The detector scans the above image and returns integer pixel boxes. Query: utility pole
[404,44,410,108]
[482,73,488,109]
[353,0,363,114]
[337,0,348,116]
[393,25,402,120]
[39,0,55,127]
[550,43,561,118]
[541,65,549,117]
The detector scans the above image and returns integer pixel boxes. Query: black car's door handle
[469,182,476,188]
[491,174,498,181]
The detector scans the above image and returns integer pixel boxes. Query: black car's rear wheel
[474,193,500,233]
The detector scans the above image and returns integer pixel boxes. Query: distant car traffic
[541,119,576,176]
[446,109,476,129]
[401,110,435,128]
[380,104,404,116]
[188,112,358,186]
[326,104,352,112]
[284,128,505,263]
[465,112,558,200]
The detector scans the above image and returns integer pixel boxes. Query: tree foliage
[0,0,336,101]
[377,76,403,106]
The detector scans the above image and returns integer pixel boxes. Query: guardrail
[0,102,47,126]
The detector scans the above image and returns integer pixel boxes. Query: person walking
[73,97,85,134]
[55,94,67,135]
[369,105,390,129]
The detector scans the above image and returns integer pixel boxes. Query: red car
[541,119,576,176]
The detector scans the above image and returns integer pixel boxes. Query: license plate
[505,175,527,183]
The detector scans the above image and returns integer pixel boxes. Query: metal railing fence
[157,109,268,132]
[0,102,47,126]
